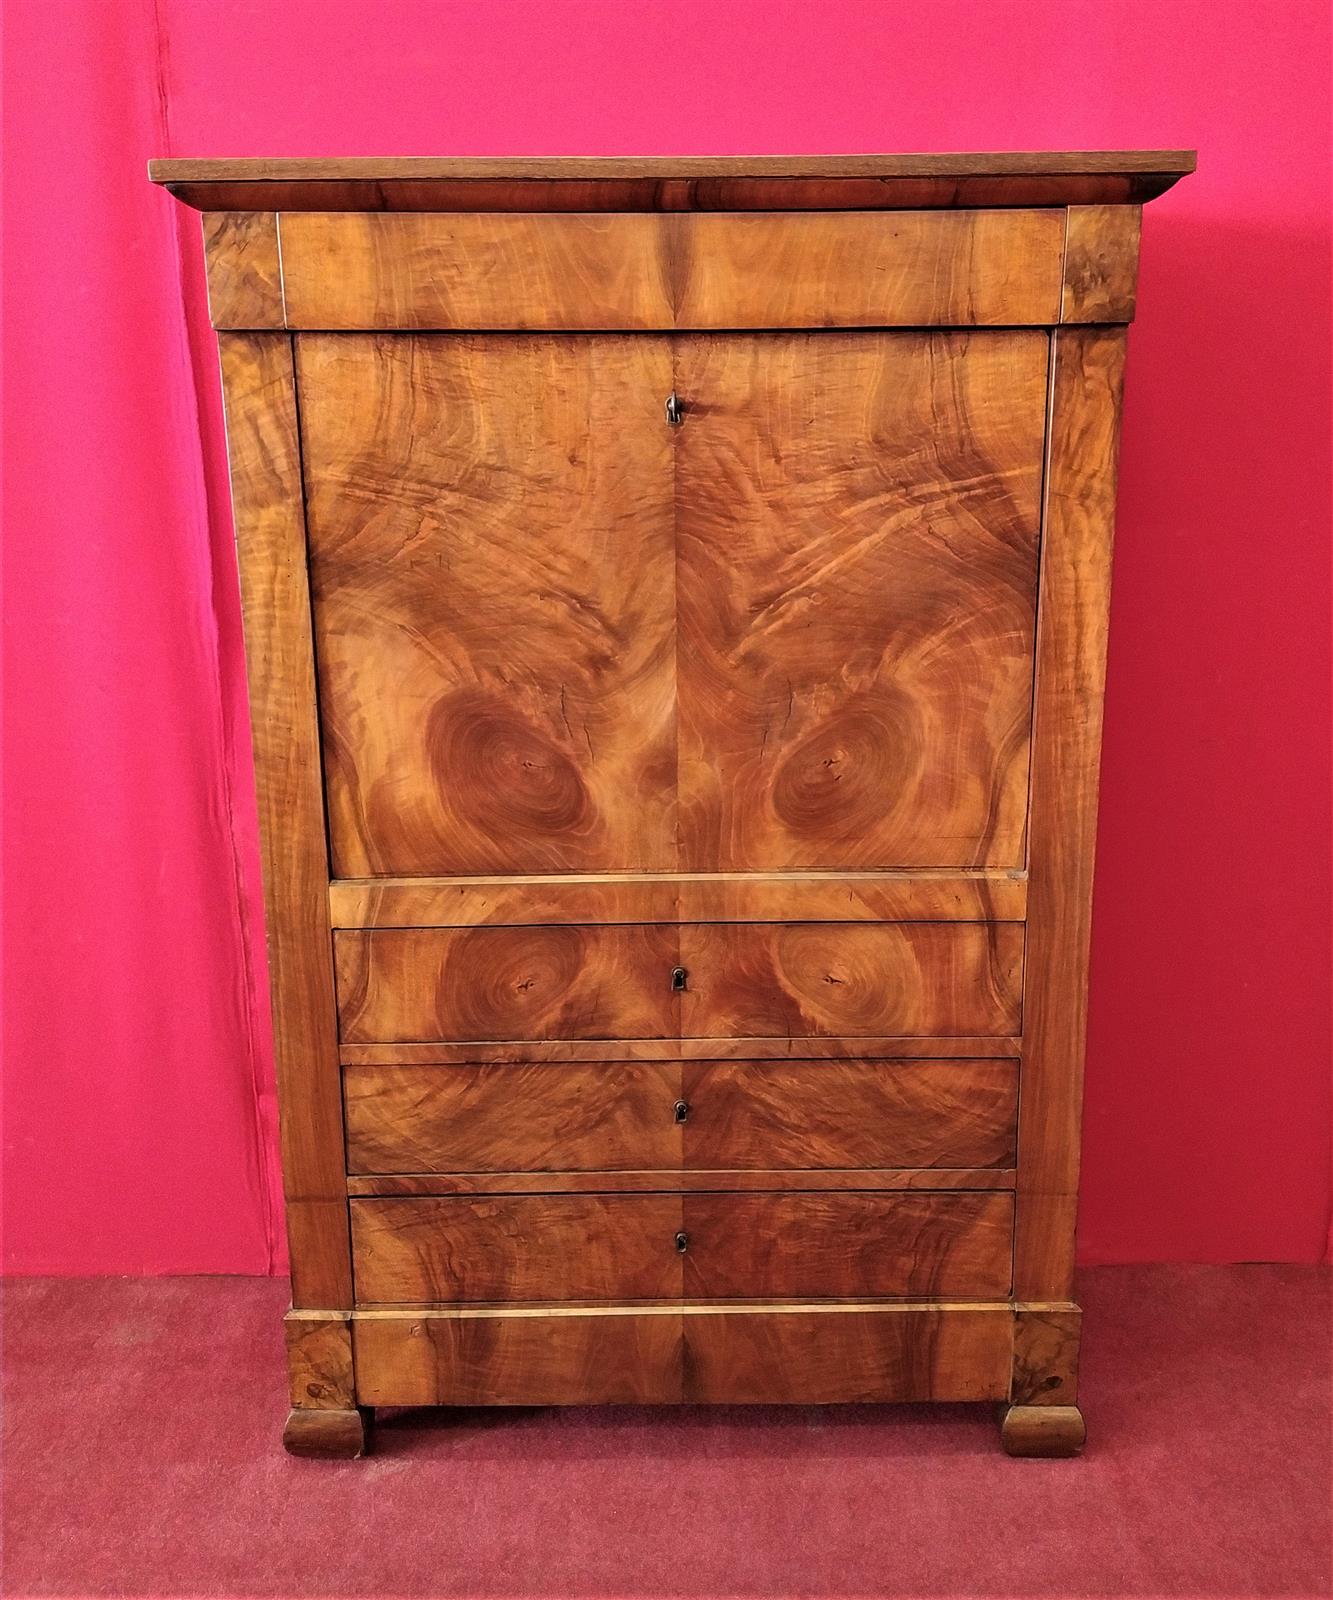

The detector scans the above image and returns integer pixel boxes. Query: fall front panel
[297,330,1046,875]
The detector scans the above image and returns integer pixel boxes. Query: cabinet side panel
[217,333,352,1308]
[1015,327,1126,1300]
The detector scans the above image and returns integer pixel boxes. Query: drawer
[343,1058,1019,1174]
[349,1191,1014,1304]
[333,922,1023,1043]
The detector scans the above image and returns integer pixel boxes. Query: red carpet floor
[3,1265,1329,1598]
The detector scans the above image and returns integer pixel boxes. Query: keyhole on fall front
[670,965,688,992]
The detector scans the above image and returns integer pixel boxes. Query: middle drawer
[344,1057,1019,1174]
[334,921,1023,1042]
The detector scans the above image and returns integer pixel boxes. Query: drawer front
[343,1058,1019,1174]
[334,922,1023,1043]
[350,1192,1013,1304]
[278,210,1064,331]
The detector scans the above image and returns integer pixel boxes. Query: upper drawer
[247,210,1065,330]
[333,922,1023,1044]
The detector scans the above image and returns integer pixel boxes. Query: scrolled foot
[999,1403,1086,1458]
[282,1406,369,1459]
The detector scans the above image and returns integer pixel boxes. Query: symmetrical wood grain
[327,870,1029,927]
[678,923,1024,1039]
[276,212,1064,331]
[297,333,676,877]
[152,151,1197,219]
[350,1192,1014,1304]
[342,1058,1018,1174]
[203,213,282,328]
[675,331,1047,870]
[333,922,1023,1043]
[1061,206,1142,323]
[351,1301,1016,1407]
[1014,328,1127,1301]
[216,334,351,1310]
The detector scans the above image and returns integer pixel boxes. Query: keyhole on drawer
[670,965,688,992]
[673,1099,690,1124]
[675,1231,689,1253]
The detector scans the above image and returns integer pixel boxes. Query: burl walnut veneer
[152,151,1193,1458]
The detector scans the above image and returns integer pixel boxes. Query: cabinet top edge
[148,150,1196,211]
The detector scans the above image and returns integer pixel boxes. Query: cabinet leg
[999,1403,1086,1457]
[283,1405,370,1459]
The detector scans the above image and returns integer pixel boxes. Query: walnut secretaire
[151,152,1193,1458]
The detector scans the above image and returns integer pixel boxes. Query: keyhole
[673,1099,690,1124]
[665,391,684,426]
[670,965,688,992]
[675,1231,689,1254]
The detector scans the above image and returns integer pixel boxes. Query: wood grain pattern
[352,1194,686,1304]
[284,1314,354,1410]
[203,212,283,328]
[297,333,676,877]
[680,1192,1013,1299]
[999,1404,1086,1457]
[345,1169,1017,1196]
[216,334,351,1310]
[352,1302,1015,1406]
[1061,206,1142,323]
[277,211,1064,330]
[334,925,679,1044]
[282,1407,367,1459]
[1014,327,1127,1301]
[682,1304,1013,1403]
[678,923,1024,1039]
[333,922,1024,1042]
[676,331,1047,870]
[342,1058,1018,1175]
[152,151,1196,216]
[339,1035,1023,1064]
[327,870,1029,927]
[1011,1304,1081,1405]
[350,1191,1013,1304]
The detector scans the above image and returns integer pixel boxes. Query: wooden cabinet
[152,150,1193,1460]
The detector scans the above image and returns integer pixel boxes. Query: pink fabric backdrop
[4,0,1330,1273]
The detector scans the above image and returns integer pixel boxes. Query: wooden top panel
[149,151,1195,212]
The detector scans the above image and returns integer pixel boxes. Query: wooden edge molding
[151,151,1196,215]
[328,871,1029,928]
[1061,206,1143,323]
[203,212,283,328]
[338,1037,1023,1064]
[349,1301,1019,1407]
[1014,326,1126,1300]
[344,1168,1019,1197]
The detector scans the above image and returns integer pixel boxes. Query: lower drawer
[349,1191,1014,1305]
[343,1058,1018,1173]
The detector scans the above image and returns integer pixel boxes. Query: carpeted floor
[3,1265,1329,1598]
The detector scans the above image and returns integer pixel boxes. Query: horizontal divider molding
[328,870,1028,927]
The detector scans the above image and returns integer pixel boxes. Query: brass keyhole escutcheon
[675,1231,689,1254]
[673,1099,690,1124]
[665,391,684,426]
[670,965,688,992]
